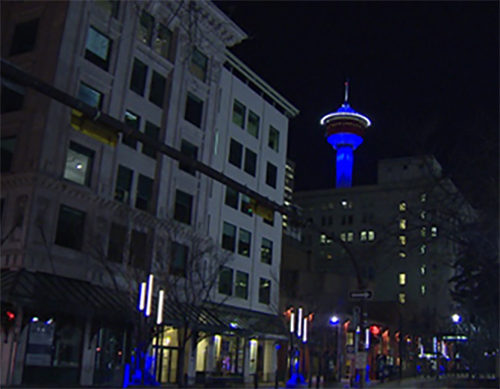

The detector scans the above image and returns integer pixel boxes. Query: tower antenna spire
[344,79,349,104]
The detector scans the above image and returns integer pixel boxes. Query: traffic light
[1,303,17,341]
[70,109,118,146]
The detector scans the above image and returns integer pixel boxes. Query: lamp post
[329,316,342,382]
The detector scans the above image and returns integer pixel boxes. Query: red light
[369,325,381,336]
[96,347,101,352]
[6,311,15,321]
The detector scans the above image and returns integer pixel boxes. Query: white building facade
[1,0,297,386]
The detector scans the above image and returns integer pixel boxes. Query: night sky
[215,1,499,194]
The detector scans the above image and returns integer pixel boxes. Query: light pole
[329,316,342,382]
[285,307,311,388]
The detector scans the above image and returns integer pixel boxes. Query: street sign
[349,290,373,300]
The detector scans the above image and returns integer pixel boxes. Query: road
[374,377,498,388]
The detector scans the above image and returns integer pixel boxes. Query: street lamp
[286,307,310,388]
[329,315,342,382]
[451,314,461,324]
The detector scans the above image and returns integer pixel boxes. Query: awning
[1,269,132,322]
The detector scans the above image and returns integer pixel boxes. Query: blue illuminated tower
[320,82,371,188]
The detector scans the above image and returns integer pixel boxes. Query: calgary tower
[320,82,371,188]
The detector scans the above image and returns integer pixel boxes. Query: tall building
[0,0,298,386]
[294,155,473,328]
[320,82,371,188]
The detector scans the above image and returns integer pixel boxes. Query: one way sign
[349,290,373,300]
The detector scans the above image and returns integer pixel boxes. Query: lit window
[421,227,426,238]
[64,142,95,186]
[421,285,426,295]
[399,219,407,230]
[347,232,354,242]
[368,230,375,241]
[399,273,406,286]
[137,10,154,46]
[431,226,438,238]
[320,234,327,245]
[399,292,406,304]
[261,238,273,265]
[341,200,348,209]
[399,235,406,246]
[420,245,426,254]
[326,237,332,245]
[420,211,426,220]
[340,233,346,242]
[84,26,112,71]
[190,47,208,82]
[235,271,249,299]
[240,195,253,217]
[78,82,103,108]
[399,251,406,258]
[123,110,140,149]
[327,253,333,260]
[268,126,279,152]
[238,229,251,257]
[420,265,426,275]
[399,201,407,212]
[421,193,427,203]
[153,23,172,60]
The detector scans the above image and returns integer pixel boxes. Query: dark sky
[214,1,499,193]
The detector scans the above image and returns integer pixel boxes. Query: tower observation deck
[320,82,371,188]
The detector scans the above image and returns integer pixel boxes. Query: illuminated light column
[320,81,371,188]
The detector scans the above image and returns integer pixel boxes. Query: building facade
[1,0,297,386]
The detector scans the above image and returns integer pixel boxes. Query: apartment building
[0,0,297,386]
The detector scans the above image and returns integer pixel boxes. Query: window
[320,234,327,244]
[421,285,426,295]
[107,223,127,263]
[184,93,203,127]
[218,267,233,295]
[1,79,25,114]
[266,162,277,188]
[179,140,198,175]
[153,23,172,59]
[420,265,426,275]
[137,10,154,46]
[78,82,103,108]
[235,271,249,299]
[171,243,188,277]
[360,231,367,241]
[10,19,39,56]
[399,201,407,212]
[259,278,271,305]
[173,190,193,225]
[129,230,149,271]
[368,230,375,241]
[224,187,239,209]
[114,165,133,204]
[149,71,166,107]
[95,0,119,18]
[261,238,273,265]
[341,200,348,209]
[347,232,354,242]
[420,211,426,220]
[84,26,112,71]
[399,273,406,286]
[244,148,257,176]
[420,193,427,203]
[238,229,251,257]
[142,121,160,158]
[399,219,407,230]
[136,174,154,212]
[1,137,16,172]
[190,48,208,82]
[123,111,140,149]
[340,233,346,242]
[228,139,243,168]
[431,226,438,238]
[63,142,95,186]
[130,58,148,96]
[268,126,279,152]
[421,226,426,238]
[232,100,246,128]
[222,222,236,252]
[420,244,426,254]
[399,251,406,258]
[55,205,86,250]
[240,195,253,216]
[399,292,406,304]
[247,111,260,138]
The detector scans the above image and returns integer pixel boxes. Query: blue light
[326,133,363,188]
[327,132,364,150]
